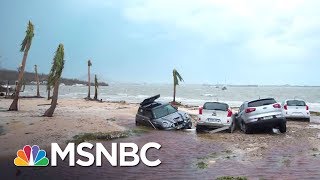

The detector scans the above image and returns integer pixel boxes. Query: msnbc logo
[14,145,49,166]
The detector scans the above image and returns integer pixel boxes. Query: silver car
[237,98,286,134]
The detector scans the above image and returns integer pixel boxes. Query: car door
[142,109,154,127]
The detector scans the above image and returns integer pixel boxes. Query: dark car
[135,95,192,130]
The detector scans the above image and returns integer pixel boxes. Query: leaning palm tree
[34,65,40,97]
[94,74,99,100]
[87,60,92,99]
[44,44,65,117]
[172,69,184,103]
[9,21,34,111]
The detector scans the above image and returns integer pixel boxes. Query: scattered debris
[216,176,247,180]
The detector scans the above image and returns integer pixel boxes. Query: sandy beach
[0,98,140,156]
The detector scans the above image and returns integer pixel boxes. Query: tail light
[227,109,233,117]
[284,104,288,110]
[245,108,256,113]
[273,103,281,108]
[199,107,203,115]
[306,105,309,110]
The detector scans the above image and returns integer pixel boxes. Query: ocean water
[19,84,320,111]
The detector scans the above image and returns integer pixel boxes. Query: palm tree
[46,85,51,100]
[34,65,40,97]
[172,69,184,103]
[94,74,99,100]
[44,44,65,117]
[87,60,92,99]
[9,21,34,111]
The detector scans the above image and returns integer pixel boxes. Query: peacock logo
[14,145,49,166]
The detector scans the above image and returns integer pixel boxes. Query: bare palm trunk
[9,43,30,111]
[35,66,40,97]
[173,84,176,103]
[94,86,98,100]
[87,66,90,99]
[47,88,51,100]
[44,80,59,117]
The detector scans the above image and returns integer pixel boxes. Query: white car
[196,102,236,133]
[282,99,310,121]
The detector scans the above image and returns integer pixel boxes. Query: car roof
[204,102,229,105]
[248,98,275,103]
[284,99,305,102]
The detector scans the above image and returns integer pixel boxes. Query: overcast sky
[0,0,319,85]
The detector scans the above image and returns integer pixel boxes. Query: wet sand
[1,98,320,179]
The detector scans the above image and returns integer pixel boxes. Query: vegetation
[172,68,183,103]
[34,65,40,97]
[0,69,108,86]
[87,60,92,99]
[69,129,148,144]
[94,74,99,100]
[9,21,34,111]
[43,44,65,117]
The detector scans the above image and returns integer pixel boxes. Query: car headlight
[162,121,172,128]
[184,113,190,120]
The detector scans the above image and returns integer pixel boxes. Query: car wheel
[279,123,287,133]
[135,120,140,126]
[196,126,205,133]
[241,120,251,134]
[306,118,311,122]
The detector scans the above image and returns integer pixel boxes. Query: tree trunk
[87,66,90,99]
[94,86,98,100]
[9,43,30,111]
[47,88,51,100]
[173,84,176,103]
[44,80,59,117]
[35,66,40,97]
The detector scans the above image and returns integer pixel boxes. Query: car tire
[279,123,287,133]
[135,120,140,126]
[306,118,311,122]
[241,120,251,134]
[196,126,205,133]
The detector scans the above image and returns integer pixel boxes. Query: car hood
[159,111,187,123]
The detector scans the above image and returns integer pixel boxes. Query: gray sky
[0,0,319,85]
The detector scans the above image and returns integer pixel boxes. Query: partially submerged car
[282,99,310,121]
[237,98,286,134]
[196,102,236,133]
[135,95,192,130]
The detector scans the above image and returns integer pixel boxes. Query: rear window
[248,98,276,107]
[287,100,306,106]
[203,102,228,111]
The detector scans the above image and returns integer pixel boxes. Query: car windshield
[248,98,277,107]
[287,100,306,106]
[203,102,228,111]
[153,104,177,119]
